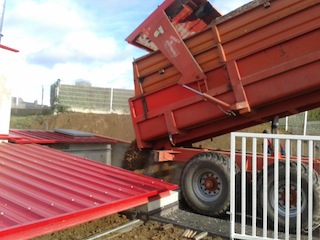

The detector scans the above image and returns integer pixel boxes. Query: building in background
[50,79,134,114]
[11,97,50,116]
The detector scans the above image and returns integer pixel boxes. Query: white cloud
[27,31,119,67]
[51,59,134,89]
[6,0,86,32]
[1,0,251,106]
[2,55,54,102]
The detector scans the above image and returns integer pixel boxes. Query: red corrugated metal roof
[5,129,125,144]
[0,143,178,239]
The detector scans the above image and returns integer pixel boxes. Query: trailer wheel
[181,152,239,216]
[257,161,320,232]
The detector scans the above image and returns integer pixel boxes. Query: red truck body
[126,0,320,229]
[126,0,320,151]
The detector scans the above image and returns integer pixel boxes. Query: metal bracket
[141,10,207,85]
[226,60,251,113]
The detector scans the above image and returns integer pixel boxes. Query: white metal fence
[230,132,320,240]
[279,113,320,136]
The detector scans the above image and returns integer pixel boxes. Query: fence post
[230,132,236,240]
[303,111,308,136]
[109,87,114,113]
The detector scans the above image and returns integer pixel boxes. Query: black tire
[312,171,320,231]
[180,152,240,217]
[257,161,320,232]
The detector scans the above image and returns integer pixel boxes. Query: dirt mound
[12,112,136,142]
[12,112,272,150]
[122,140,151,170]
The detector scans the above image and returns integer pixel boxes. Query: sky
[1,0,250,106]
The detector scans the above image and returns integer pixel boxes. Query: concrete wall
[49,141,129,167]
[51,80,134,114]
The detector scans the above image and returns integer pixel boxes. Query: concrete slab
[135,190,180,214]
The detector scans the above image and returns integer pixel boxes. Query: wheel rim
[269,182,307,217]
[193,168,222,202]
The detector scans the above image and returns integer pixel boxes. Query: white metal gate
[230,132,320,240]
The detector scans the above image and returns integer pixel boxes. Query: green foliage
[307,108,320,121]
[53,104,71,113]
[10,116,38,129]
[41,108,54,115]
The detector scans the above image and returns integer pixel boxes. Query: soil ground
[10,112,272,240]
[10,112,136,142]
[10,112,271,149]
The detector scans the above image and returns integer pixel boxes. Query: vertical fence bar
[303,111,308,136]
[241,137,247,235]
[263,138,268,238]
[109,88,114,113]
[308,140,313,240]
[252,138,257,237]
[285,139,291,239]
[296,140,302,239]
[229,132,318,240]
[274,139,279,239]
[230,133,236,240]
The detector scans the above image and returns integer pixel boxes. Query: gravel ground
[156,209,230,238]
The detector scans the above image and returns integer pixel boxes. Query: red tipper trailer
[127,0,320,150]
[126,0,320,232]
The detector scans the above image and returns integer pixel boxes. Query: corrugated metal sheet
[6,129,124,144]
[0,143,178,239]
